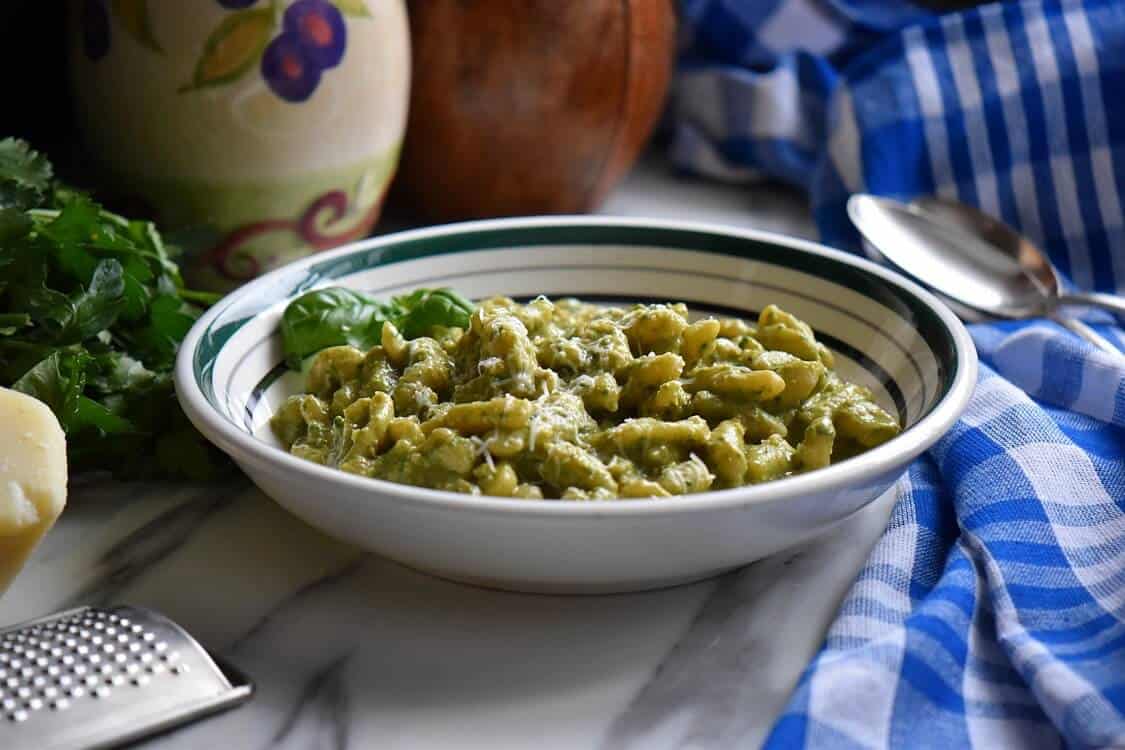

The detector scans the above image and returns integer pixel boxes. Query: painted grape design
[285,0,347,69]
[262,0,347,101]
[176,0,366,101]
[260,29,323,102]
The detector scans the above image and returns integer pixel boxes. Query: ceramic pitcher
[68,0,410,290]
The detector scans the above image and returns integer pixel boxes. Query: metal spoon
[847,193,1125,358]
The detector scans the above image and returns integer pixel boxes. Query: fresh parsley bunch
[0,138,227,479]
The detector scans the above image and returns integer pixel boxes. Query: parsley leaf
[0,138,52,198]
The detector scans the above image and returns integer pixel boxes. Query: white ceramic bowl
[175,217,977,593]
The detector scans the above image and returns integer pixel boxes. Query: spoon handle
[1050,313,1125,362]
[1056,290,1125,320]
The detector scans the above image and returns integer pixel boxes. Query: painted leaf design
[182,9,274,92]
[332,0,371,18]
[111,0,162,52]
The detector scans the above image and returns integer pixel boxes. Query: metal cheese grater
[0,605,253,750]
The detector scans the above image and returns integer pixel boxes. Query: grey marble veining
[0,164,893,748]
[0,479,893,750]
[66,491,238,609]
[602,491,895,749]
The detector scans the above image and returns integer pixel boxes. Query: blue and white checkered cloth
[671,1,1125,747]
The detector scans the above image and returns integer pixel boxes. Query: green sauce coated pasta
[271,297,901,499]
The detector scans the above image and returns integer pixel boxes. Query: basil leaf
[280,288,393,369]
[279,287,476,369]
[396,288,474,339]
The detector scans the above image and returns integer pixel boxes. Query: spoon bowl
[907,196,1125,321]
[848,194,1125,358]
[909,197,1060,299]
[847,194,1049,318]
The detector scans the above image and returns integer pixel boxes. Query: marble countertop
[0,159,893,749]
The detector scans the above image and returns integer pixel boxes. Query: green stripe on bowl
[241,296,914,434]
[194,225,958,411]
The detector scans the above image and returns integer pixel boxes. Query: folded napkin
[671,1,1125,747]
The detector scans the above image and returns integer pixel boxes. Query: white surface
[2,161,907,748]
[602,157,814,238]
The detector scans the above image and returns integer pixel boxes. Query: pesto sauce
[271,296,901,499]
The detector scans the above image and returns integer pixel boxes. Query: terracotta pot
[394,0,676,220]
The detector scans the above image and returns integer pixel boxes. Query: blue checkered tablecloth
[670,1,1125,747]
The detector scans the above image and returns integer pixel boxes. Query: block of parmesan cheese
[0,387,67,595]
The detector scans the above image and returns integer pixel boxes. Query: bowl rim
[175,215,978,517]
